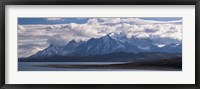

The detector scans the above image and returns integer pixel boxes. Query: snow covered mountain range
[29,33,182,58]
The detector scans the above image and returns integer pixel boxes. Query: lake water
[18,62,131,71]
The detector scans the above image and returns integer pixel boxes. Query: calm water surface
[18,62,130,71]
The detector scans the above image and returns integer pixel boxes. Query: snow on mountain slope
[30,34,182,58]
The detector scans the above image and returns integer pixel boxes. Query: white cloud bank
[46,17,64,21]
[18,18,182,57]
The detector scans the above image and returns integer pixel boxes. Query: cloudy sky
[18,17,182,58]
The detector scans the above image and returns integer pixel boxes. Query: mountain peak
[105,33,112,37]
[101,34,113,42]
[48,44,55,47]
[68,39,76,44]
[29,34,182,58]
[103,33,113,38]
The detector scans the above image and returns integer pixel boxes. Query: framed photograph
[0,0,200,89]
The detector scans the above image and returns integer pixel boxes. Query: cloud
[18,25,26,30]
[18,17,182,58]
[144,28,158,33]
[47,34,71,46]
[18,43,48,58]
[46,18,64,21]
[87,19,99,25]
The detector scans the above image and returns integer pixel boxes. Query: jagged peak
[48,44,55,47]
[100,34,114,42]
[102,33,112,38]
[68,39,76,44]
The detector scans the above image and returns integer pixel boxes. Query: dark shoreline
[31,58,182,71]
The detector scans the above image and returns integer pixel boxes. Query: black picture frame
[0,0,200,89]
